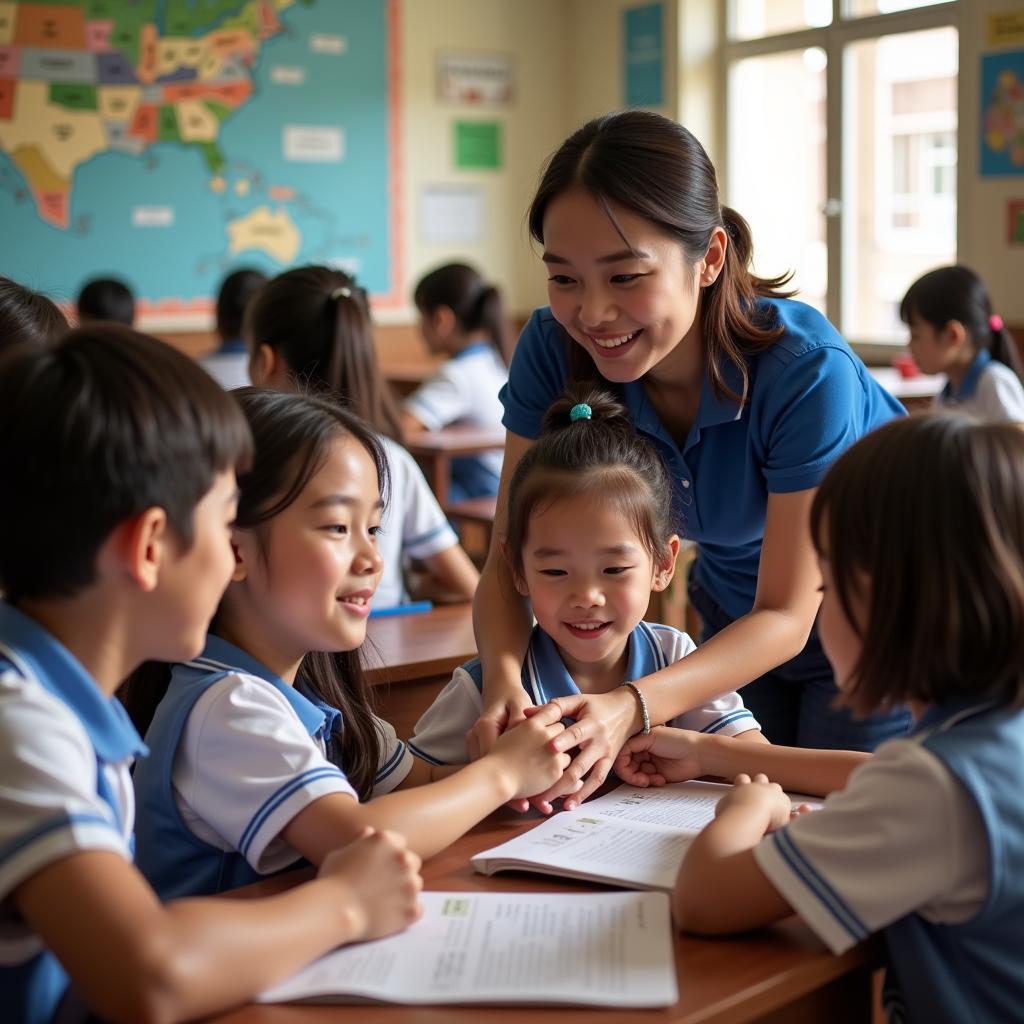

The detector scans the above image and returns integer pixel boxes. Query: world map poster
[0,0,399,324]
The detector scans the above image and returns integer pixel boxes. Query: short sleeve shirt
[409,621,759,765]
[936,349,1024,423]
[752,722,989,955]
[376,436,459,608]
[501,300,905,620]
[169,639,413,874]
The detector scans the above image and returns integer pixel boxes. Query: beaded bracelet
[621,681,651,736]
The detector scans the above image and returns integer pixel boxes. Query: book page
[584,780,730,827]
[259,891,678,1008]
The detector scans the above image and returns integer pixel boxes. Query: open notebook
[259,890,677,1008]
[472,780,820,892]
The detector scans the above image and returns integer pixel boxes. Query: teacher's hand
[528,688,641,811]
[466,686,535,811]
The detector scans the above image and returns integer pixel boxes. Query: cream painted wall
[393,0,570,322]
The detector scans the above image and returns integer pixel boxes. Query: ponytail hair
[900,264,1024,384]
[413,263,511,364]
[504,384,676,580]
[122,388,390,799]
[244,265,403,440]
[527,110,793,403]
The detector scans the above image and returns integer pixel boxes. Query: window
[724,0,958,344]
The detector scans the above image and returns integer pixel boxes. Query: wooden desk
[383,360,444,398]
[445,495,497,564]
[866,366,943,408]
[364,602,477,737]
[215,813,879,1024]
[405,426,506,507]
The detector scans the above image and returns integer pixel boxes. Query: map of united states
[0,0,294,229]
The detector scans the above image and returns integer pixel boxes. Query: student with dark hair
[901,264,1024,422]
[469,110,908,799]
[129,388,568,899]
[245,265,480,607]
[0,327,423,1024]
[400,263,510,500]
[618,414,1024,1024]
[202,267,268,389]
[76,276,136,325]
[0,276,67,354]
[410,385,765,800]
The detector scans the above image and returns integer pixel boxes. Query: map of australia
[0,1,392,316]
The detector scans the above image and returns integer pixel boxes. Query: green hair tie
[569,403,592,422]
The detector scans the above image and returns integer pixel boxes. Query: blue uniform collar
[522,622,663,702]
[913,698,1001,736]
[216,337,248,355]
[451,340,493,361]
[0,601,146,763]
[942,348,991,402]
[200,634,337,737]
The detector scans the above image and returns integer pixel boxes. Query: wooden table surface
[364,602,477,685]
[405,426,506,506]
[214,811,879,1024]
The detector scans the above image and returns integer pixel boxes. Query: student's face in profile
[158,470,239,661]
[237,437,384,662]
[906,314,957,376]
[816,553,867,694]
[516,491,676,679]
[540,188,703,386]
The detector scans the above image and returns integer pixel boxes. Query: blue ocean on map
[0,1,391,307]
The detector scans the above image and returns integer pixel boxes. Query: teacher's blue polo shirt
[500,298,904,621]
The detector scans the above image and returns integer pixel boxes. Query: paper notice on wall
[419,185,484,243]
[283,125,344,163]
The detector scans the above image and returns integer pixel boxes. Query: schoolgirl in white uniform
[130,390,570,900]
[617,414,1024,1023]
[410,385,763,814]
[400,263,510,501]
[902,264,1024,422]
[245,265,480,608]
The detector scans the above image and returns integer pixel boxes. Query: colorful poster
[624,3,663,108]
[0,1,399,323]
[988,10,1024,48]
[1007,199,1024,245]
[980,49,1024,176]
[454,120,501,170]
[437,50,513,106]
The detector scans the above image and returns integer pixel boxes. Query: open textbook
[259,890,677,1008]
[472,780,821,892]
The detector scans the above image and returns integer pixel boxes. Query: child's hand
[466,687,534,762]
[613,726,705,787]
[715,773,792,833]
[319,827,423,941]
[489,702,572,801]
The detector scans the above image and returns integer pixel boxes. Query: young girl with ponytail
[469,110,908,809]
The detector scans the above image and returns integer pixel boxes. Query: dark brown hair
[0,276,68,353]
[0,324,251,602]
[900,264,1023,383]
[216,267,268,342]
[123,389,390,799]
[413,262,510,364]
[527,110,793,403]
[245,265,403,440]
[505,384,676,580]
[77,276,135,325]
[811,414,1024,715]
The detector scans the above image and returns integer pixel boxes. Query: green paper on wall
[455,121,501,169]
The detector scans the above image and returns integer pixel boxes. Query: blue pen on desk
[369,600,434,619]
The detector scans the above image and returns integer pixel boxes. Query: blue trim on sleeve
[406,523,455,549]
[408,742,447,766]
[0,811,118,863]
[239,766,347,857]
[771,828,870,945]
[375,741,408,782]
[700,709,756,734]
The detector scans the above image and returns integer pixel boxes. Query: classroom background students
[902,264,1024,423]
[468,110,909,808]
[0,326,423,1024]
[76,276,135,326]
[244,265,480,607]
[201,267,268,390]
[400,263,510,501]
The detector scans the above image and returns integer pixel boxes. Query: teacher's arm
[466,430,538,761]
[547,487,824,808]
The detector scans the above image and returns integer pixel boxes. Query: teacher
[468,110,910,806]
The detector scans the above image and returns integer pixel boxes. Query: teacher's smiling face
[541,187,704,385]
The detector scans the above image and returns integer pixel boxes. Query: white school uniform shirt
[164,636,412,875]
[0,602,145,1022]
[409,622,759,765]
[935,348,1024,423]
[402,341,507,480]
[199,339,251,390]
[752,712,989,956]
[376,435,459,608]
